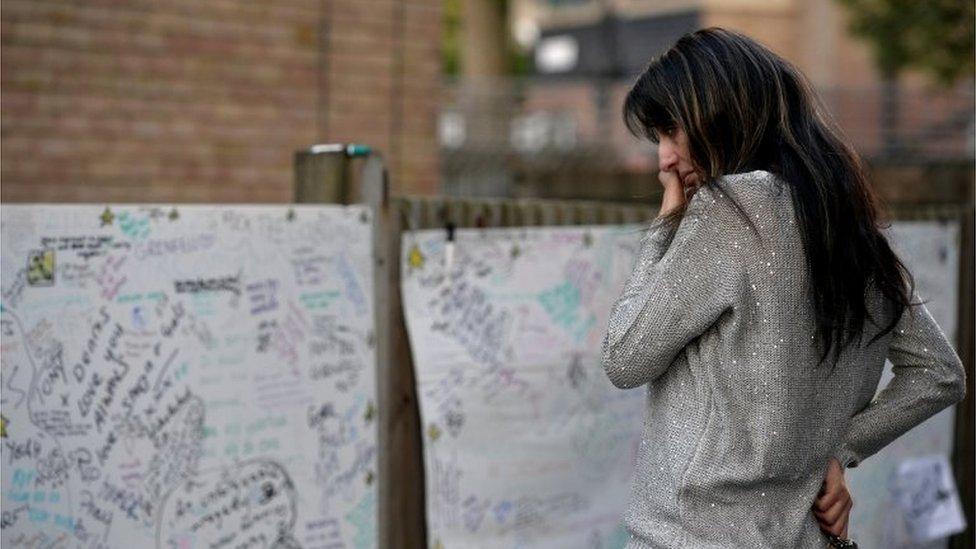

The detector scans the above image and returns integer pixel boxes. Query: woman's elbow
[930,351,968,407]
[604,364,642,389]
[602,347,656,389]
[944,356,967,405]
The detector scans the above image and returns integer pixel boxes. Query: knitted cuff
[831,444,860,470]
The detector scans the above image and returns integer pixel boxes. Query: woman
[602,27,967,548]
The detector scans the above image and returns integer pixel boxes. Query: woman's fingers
[813,476,848,512]
[658,169,682,190]
[816,496,854,537]
[813,485,842,512]
[819,498,853,537]
[814,493,849,525]
[814,457,854,539]
[838,499,853,538]
[813,492,832,512]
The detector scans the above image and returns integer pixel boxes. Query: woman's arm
[602,186,746,389]
[831,290,967,469]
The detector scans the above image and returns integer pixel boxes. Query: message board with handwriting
[1,204,377,549]
[401,224,648,549]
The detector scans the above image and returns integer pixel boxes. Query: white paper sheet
[894,454,967,543]
[1,204,377,548]
[401,224,648,549]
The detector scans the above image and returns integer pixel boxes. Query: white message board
[1,205,377,548]
[401,225,648,549]
[401,218,965,549]
[846,220,963,549]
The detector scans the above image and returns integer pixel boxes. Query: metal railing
[439,76,976,198]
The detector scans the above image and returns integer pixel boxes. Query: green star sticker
[168,207,179,221]
[364,402,376,423]
[427,423,441,441]
[99,207,115,226]
[365,470,375,485]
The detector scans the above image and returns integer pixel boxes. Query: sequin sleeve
[602,188,745,389]
[604,214,681,326]
[831,291,967,469]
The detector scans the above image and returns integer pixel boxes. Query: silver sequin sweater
[602,169,967,548]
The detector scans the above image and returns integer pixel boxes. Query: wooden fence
[294,146,974,549]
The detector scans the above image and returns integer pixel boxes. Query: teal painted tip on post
[345,144,372,157]
[304,143,372,157]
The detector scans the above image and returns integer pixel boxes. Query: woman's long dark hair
[622,26,920,371]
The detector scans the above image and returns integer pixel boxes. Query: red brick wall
[1,0,441,202]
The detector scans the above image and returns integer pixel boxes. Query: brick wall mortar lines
[3,0,442,201]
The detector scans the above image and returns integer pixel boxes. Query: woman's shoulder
[717,169,785,195]
[689,169,775,206]
[696,169,790,213]
[690,169,796,241]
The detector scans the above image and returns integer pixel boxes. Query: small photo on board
[26,249,54,286]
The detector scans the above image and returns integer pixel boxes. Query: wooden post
[294,146,349,204]
[363,161,428,549]
[951,205,974,549]
[294,145,419,549]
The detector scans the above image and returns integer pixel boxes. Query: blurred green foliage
[443,0,461,75]
[442,0,533,77]
[834,0,975,86]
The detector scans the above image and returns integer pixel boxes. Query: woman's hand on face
[657,170,687,217]
[658,168,684,193]
[813,457,853,538]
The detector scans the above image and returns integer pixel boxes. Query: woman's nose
[658,143,678,171]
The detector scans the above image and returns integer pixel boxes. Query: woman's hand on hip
[813,457,853,538]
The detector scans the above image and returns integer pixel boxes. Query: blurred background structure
[443,0,975,204]
[2,0,973,206]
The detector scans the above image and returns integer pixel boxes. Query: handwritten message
[401,225,647,549]
[892,454,966,543]
[1,205,377,548]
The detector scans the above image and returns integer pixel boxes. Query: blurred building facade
[442,0,974,203]
[1,0,442,202]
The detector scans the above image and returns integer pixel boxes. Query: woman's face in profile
[656,124,701,191]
